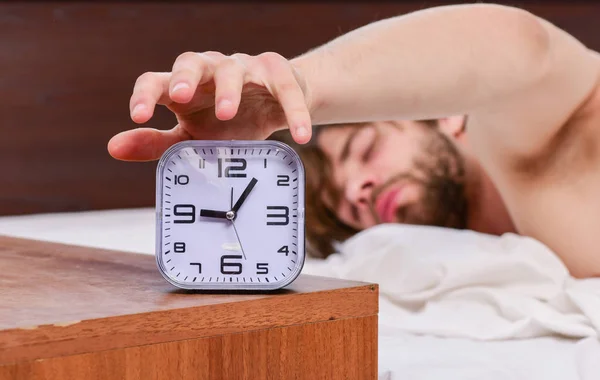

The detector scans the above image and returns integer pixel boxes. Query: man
[108,4,600,277]
[267,117,516,259]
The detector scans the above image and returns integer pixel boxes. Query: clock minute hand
[199,209,228,219]
[232,177,258,213]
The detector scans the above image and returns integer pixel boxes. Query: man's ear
[438,115,467,140]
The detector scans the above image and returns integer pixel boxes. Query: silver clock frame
[155,139,306,291]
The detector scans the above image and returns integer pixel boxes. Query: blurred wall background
[1,1,598,216]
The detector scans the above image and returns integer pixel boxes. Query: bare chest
[497,106,600,277]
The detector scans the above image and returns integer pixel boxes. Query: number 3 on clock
[266,206,289,226]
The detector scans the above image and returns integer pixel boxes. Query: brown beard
[369,128,468,229]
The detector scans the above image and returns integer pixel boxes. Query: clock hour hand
[199,209,228,219]
[232,177,258,213]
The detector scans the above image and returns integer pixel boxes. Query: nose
[345,174,377,208]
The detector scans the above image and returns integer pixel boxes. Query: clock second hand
[230,219,247,260]
[229,187,247,260]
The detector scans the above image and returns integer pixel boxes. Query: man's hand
[108,52,313,162]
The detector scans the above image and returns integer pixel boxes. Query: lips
[374,187,402,223]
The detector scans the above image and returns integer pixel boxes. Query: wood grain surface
[0,316,377,380]
[1,1,600,216]
[0,236,378,367]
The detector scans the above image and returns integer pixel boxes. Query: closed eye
[361,128,379,162]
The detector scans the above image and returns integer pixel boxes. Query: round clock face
[155,140,305,290]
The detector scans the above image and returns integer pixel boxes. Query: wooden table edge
[1,282,378,364]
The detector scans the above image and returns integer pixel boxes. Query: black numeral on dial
[190,262,202,273]
[220,255,243,274]
[266,206,289,226]
[173,204,196,224]
[174,175,189,185]
[174,242,186,253]
[218,158,247,178]
[277,175,290,186]
[277,245,289,256]
[256,263,269,274]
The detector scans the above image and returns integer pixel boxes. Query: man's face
[317,120,468,231]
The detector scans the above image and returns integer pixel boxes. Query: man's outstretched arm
[110,3,598,162]
[293,3,599,156]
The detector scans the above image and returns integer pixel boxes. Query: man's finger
[258,53,312,144]
[107,125,192,162]
[129,72,171,124]
[170,52,220,104]
[213,56,246,121]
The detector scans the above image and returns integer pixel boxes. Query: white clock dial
[155,140,305,290]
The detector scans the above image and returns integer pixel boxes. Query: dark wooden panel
[1,1,598,215]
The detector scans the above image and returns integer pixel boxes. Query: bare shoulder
[477,51,600,278]
[509,50,600,181]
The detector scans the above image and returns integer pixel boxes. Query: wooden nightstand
[0,236,378,379]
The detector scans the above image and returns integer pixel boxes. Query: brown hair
[269,120,439,259]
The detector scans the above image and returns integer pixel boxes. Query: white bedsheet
[307,224,600,379]
[307,225,600,340]
[1,209,599,379]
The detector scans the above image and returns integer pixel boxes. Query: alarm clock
[155,140,306,290]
